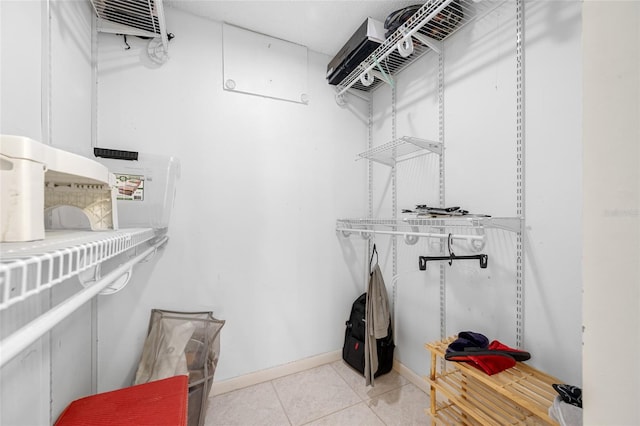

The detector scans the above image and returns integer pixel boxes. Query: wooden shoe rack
[425,337,560,425]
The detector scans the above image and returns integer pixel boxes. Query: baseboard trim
[212,351,429,397]
[393,359,429,393]
[212,351,342,396]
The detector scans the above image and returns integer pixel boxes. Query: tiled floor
[205,361,430,426]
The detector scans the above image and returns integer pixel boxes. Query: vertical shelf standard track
[391,86,398,304]
[515,0,525,349]
[438,40,447,342]
[367,88,374,282]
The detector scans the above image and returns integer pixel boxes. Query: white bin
[93,151,180,234]
[0,135,118,242]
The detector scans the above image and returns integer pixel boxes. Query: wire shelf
[0,228,156,312]
[357,137,442,166]
[336,0,505,95]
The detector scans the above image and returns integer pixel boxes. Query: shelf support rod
[0,236,168,369]
[345,88,371,102]
[335,87,372,106]
[336,227,484,242]
[412,33,442,54]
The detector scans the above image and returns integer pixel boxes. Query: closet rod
[336,227,484,241]
[0,236,168,369]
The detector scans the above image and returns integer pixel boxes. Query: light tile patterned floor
[205,361,430,426]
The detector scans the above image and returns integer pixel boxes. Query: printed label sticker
[115,174,144,201]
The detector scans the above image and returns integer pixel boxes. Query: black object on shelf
[94,147,139,161]
[326,18,385,86]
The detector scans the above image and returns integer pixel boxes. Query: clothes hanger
[369,243,379,272]
[418,234,488,270]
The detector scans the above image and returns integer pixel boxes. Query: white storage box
[92,150,180,234]
[0,135,118,242]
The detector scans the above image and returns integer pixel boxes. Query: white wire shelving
[336,216,521,247]
[357,137,442,166]
[336,0,504,96]
[0,228,157,312]
[0,233,168,368]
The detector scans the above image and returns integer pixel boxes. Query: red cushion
[55,375,188,426]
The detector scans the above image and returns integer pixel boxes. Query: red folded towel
[488,340,531,361]
[467,352,516,375]
[445,339,530,375]
[55,375,188,426]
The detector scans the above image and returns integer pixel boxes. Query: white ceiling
[163,1,419,56]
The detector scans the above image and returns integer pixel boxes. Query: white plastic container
[0,135,118,242]
[92,151,180,234]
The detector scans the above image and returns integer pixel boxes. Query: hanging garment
[364,263,391,386]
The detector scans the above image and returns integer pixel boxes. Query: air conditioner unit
[89,0,170,62]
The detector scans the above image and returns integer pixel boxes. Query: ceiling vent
[89,0,170,63]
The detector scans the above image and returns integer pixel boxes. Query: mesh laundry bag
[134,309,225,426]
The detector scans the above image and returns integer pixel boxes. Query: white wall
[368,0,583,387]
[521,0,583,385]
[94,8,369,390]
[0,4,49,426]
[582,2,640,424]
[0,1,43,141]
[0,0,95,424]
[49,0,93,151]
